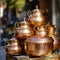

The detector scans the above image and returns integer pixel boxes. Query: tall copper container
[48,25,60,50]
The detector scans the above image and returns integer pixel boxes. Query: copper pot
[29,5,46,26]
[6,37,21,55]
[16,18,33,38]
[48,25,60,50]
[24,35,53,56]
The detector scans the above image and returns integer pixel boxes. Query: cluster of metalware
[6,6,60,56]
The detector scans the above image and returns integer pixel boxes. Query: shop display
[5,5,60,58]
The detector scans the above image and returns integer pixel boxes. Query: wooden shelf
[6,54,60,60]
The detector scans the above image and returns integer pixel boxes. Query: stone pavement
[0,46,6,60]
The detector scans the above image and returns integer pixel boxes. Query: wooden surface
[6,54,60,60]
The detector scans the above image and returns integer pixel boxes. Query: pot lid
[25,35,54,43]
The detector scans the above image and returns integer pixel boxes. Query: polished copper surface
[48,25,60,50]
[6,37,21,55]
[16,18,33,38]
[29,6,46,26]
[24,34,54,56]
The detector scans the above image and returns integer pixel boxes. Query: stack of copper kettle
[6,18,34,55]
[24,5,60,56]
[6,5,60,56]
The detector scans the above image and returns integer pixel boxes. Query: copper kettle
[29,5,46,26]
[6,37,21,55]
[48,25,60,50]
[16,18,33,38]
[24,26,54,56]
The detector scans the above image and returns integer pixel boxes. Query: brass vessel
[29,5,46,26]
[24,26,54,56]
[6,37,21,55]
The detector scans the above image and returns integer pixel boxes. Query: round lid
[25,35,54,43]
